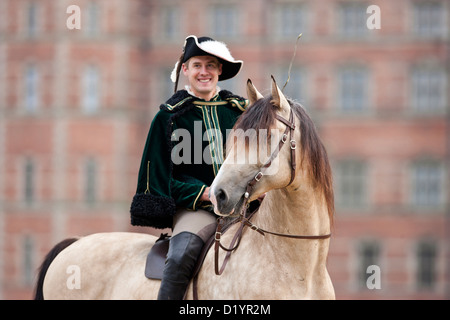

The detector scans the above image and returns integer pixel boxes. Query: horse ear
[270,75,289,110]
[246,79,264,105]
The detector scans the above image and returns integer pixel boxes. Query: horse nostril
[216,188,228,203]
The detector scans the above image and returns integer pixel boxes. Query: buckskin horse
[34,77,335,299]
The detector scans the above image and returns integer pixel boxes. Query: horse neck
[249,178,331,264]
[255,180,331,236]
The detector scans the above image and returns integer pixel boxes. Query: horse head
[210,76,303,217]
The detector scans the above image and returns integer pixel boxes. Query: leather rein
[214,107,332,276]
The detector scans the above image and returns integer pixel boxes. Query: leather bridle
[214,106,331,276]
[243,108,297,201]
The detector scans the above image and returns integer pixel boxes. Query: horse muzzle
[210,187,240,217]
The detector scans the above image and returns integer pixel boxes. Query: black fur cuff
[130,193,176,229]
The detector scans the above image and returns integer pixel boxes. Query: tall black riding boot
[157,231,204,300]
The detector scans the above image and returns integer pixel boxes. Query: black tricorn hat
[171,35,243,83]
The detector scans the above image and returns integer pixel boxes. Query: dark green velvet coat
[131,89,248,228]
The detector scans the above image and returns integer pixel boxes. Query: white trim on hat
[195,39,238,63]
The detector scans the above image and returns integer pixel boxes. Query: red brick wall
[0,0,448,299]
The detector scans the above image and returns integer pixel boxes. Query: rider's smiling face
[182,56,223,101]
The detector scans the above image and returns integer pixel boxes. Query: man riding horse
[130,35,248,300]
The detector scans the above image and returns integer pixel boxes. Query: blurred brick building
[0,0,448,299]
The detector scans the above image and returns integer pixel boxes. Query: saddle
[144,228,218,281]
[145,206,260,299]
[144,233,170,280]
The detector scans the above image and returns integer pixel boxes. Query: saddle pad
[145,234,170,280]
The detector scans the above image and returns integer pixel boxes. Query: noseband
[213,105,331,277]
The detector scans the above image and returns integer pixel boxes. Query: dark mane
[234,97,277,133]
[233,96,335,225]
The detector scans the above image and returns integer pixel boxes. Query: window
[84,157,97,205]
[275,3,306,38]
[413,2,446,38]
[0,1,6,33]
[336,159,368,208]
[24,157,35,205]
[416,240,437,290]
[23,235,34,285]
[358,241,380,289]
[26,2,38,37]
[411,160,444,208]
[339,3,368,38]
[161,6,180,40]
[211,5,238,38]
[85,1,100,37]
[411,68,446,113]
[338,67,368,112]
[82,65,100,114]
[25,65,39,113]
